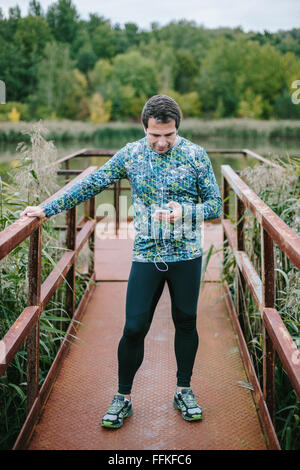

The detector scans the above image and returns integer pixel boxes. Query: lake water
[1,135,298,181]
[0,134,298,236]
[0,135,298,218]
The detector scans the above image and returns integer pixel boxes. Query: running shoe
[173,388,202,421]
[101,394,133,429]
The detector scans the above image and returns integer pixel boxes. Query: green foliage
[112,50,159,99]
[46,0,79,43]
[0,102,30,121]
[237,89,264,119]
[14,14,52,57]
[0,5,300,121]
[31,41,87,119]
[91,21,117,59]
[163,89,202,118]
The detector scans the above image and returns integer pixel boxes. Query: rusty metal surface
[27,227,42,412]
[13,274,97,450]
[0,306,40,377]
[0,167,97,261]
[27,232,267,450]
[263,308,300,399]
[242,149,284,170]
[223,283,280,449]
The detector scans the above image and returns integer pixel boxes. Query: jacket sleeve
[195,150,223,221]
[40,148,127,218]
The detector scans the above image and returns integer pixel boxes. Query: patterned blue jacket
[41,136,222,263]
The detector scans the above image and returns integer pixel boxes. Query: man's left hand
[153,201,182,223]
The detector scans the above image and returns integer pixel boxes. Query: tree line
[1,0,300,123]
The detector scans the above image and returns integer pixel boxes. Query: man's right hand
[20,206,46,219]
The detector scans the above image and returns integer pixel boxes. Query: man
[20,95,222,429]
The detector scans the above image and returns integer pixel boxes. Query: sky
[0,0,299,32]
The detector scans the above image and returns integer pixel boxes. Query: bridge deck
[27,223,267,450]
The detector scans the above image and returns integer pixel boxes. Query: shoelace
[109,396,126,413]
[180,390,201,407]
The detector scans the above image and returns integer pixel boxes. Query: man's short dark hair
[141,95,182,129]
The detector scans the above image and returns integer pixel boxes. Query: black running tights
[117,256,202,394]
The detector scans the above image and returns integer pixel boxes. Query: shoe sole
[173,401,202,421]
[102,408,133,429]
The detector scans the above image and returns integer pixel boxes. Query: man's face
[145,117,177,154]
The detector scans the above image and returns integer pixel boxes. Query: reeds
[222,154,300,449]
[0,124,90,449]
[1,119,300,144]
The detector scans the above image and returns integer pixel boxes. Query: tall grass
[0,123,91,449]
[222,154,300,449]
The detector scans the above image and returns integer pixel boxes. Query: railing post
[222,175,230,249]
[65,160,70,184]
[235,195,246,334]
[66,206,77,317]
[242,151,248,182]
[27,226,42,414]
[88,196,96,277]
[114,181,120,235]
[262,227,276,423]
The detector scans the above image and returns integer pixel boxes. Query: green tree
[46,0,79,44]
[32,41,85,118]
[89,92,111,123]
[88,58,113,95]
[154,19,208,63]
[111,50,159,99]
[237,88,264,118]
[76,43,97,72]
[28,0,43,16]
[238,41,284,117]
[162,89,202,118]
[109,84,147,120]
[136,38,178,92]
[174,50,198,94]
[196,36,245,116]
[196,36,285,118]
[0,40,29,102]
[90,51,159,120]
[91,21,116,59]
[274,90,300,119]
[14,15,53,57]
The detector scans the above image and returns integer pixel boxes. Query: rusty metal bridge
[0,149,299,450]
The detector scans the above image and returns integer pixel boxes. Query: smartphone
[154,209,171,215]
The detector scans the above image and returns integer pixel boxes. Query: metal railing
[222,165,300,450]
[0,166,98,448]
[50,147,285,232]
